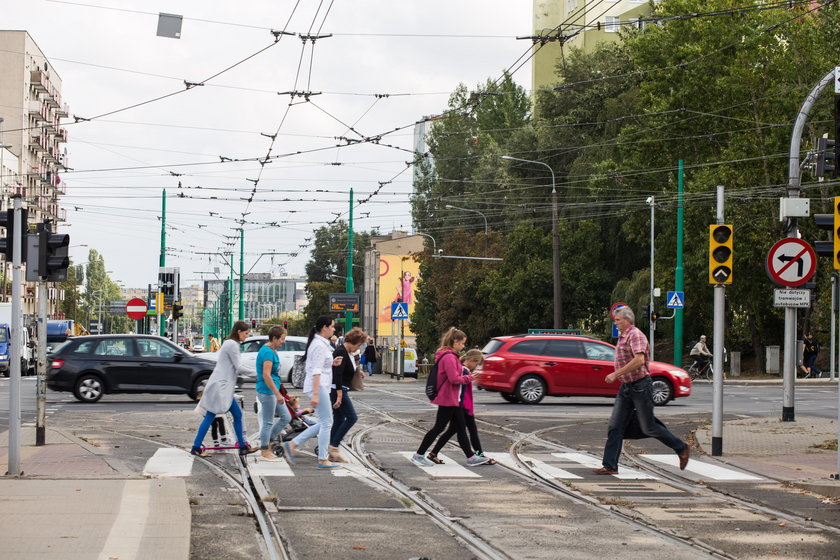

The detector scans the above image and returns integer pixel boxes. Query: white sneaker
[410,453,435,467]
[212,439,220,448]
[466,454,491,467]
[220,437,232,446]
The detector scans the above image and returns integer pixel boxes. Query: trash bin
[765,345,780,374]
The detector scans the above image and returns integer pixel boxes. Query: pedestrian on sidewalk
[255,325,292,461]
[328,327,366,463]
[282,315,344,469]
[191,321,258,457]
[363,337,378,375]
[207,333,220,353]
[411,328,490,468]
[801,332,821,378]
[594,306,689,475]
[427,349,496,465]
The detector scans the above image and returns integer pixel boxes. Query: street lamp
[445,204,488,256]
[501,155,561,328]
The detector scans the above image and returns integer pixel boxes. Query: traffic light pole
[711,186,726,457]
[8,196,23,475]
[35,279,47,446]
[648,196,655,361]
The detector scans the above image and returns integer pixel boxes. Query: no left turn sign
[766,238,816,288]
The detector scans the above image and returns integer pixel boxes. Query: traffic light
[814,197,840,269]
[283,320,288,330]
[37,221,69,281]
[815,134,836,180]
[172,303,184,321]
[0,207,28,262]
[251,318,256,329]
[651,310,660,322]
[640,305,650,320]
[709,224,733,284]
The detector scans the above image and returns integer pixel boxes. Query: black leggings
[431,410,481,456]
[417,406,473,458]
[211,417,226,439]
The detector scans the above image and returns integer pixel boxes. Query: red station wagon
[476,334,691,406]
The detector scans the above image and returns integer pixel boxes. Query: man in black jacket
[802,332,821,378]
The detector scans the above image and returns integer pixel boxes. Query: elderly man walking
[594,306,690,475]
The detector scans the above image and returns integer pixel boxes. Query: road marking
[245,453,294,477]
[398,452,481,478]
[97,479,150,560]
[142,448,194,477]
[640,454,764,481]
[551,452,658,479]
[519,454,582,479]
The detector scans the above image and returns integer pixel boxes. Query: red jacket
[431,349,471,407]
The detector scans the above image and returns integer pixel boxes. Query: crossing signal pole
[709,187,729,456]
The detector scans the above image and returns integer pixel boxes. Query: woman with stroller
[410,328,490,467]
[328,327,366,463]
[282,315,344,469]
[191,321,258,457]
[255,325,292,461]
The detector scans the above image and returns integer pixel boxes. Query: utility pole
[345,188,354,334]
[712,186,726,457]
[674,160,685,366]
[239,228,244,322]
[8,195,23,475]
[159,188,166,336]
[648,196,655,361]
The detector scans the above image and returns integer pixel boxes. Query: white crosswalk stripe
[244,453,295,477]
[142,448,194,477]
[640,454,764,481]
[519,454,582,479]
[398,452,481,478]
[551,452,658,479]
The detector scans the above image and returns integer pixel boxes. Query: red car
[476,334,691,406]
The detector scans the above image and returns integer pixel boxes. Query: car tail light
[50,359,64,369]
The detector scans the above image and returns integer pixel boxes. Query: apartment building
[0,30,69,315]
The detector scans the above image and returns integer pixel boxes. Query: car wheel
[190,375,210,401]
[515,374,546,404]
[73,374,104,403]
[651,376,673,406]
[500,392,520,403]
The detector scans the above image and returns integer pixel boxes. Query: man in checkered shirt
[593,306,690,475]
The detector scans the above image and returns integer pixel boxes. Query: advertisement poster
[377,255,420,337]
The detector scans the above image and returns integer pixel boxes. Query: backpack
[425,351,452,400]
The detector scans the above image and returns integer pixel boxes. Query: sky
[2,0,533,290]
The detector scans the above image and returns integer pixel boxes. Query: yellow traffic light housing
[709,224,733,284]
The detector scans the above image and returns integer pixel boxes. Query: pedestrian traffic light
[816,134,836,180]
[172,303,184,321]
[37,221,70,281]
[640,305,650,320]
[814,197,840,269]
[251,318,256,329]
[0,207,28,262]
[709,224,733,284]
[283,320,288,330]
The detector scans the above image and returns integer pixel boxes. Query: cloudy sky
[4,0,532,289]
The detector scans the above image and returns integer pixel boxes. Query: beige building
[532,0,653,93]
[0,30,70,316]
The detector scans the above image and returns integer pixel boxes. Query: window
[94,339,134,357]
[509,340,547,356]
[605,16,620,33]
[242,340,264,353]
[137,339,176,358]
[543,339,584,359]
[482,339,505,355]
[0,327,7,343]
[279,340,305,352]
[70,340,96,354]
[583,341,615,362]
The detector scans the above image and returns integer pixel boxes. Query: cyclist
[690,335,712,372]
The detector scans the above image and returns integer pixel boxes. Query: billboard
[377,255,420,337]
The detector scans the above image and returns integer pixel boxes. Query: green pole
[345,188,354,333]
[238,229,244,321]
[228,252,234,333]
[159,189,166,336]
[674,159,685,366]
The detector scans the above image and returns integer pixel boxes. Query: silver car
[201,335,308,383]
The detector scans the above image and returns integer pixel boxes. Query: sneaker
[410,453,435,467]
[212,439,220,448]
[220,437,232,446]
[466,454,491,467]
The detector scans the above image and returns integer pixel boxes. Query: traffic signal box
[172,303,184,321]
[0,207,29,262]
[709,224,733,284]
[816,135,836,180]
[813,196,840,269]
[38,222,70,281]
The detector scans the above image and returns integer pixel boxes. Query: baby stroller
[253,385,310,457]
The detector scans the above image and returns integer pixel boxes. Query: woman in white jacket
[190,321,258,457]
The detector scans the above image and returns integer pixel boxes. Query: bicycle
[686,358,713,381]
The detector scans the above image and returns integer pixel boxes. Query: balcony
[44,146,59,166]
[56,128,67,143]
[29,132,47,152]
[30,70,50,93]
[28,100,46,122]
[55,103,69,118]
[44,87,61,108]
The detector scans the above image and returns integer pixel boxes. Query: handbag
[350,366,364,391]
[291,355,306,389]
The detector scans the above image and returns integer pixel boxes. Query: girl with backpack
[411,328,490,467]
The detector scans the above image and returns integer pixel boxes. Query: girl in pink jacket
[411,328,490,467]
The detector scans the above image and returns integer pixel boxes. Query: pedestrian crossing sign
[391,302,409,320]
[666,291,685,309]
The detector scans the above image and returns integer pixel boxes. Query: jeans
[804,354,821,376]
[256,391,292,450]
[431,409,482,456]
[365,361,375,374]
[601,377,685,471]
[193,399,246,450]
[330,388,358,447]
[291,385,333,460]
[416,406,473,458]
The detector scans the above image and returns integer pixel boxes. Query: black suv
[47,335,217,403]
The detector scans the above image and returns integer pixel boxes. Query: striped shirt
[614,325,650,384]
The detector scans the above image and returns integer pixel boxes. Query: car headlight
[0,354,8,360]
[668,369,689,379]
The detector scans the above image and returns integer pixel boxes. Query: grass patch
[811,439,838,451]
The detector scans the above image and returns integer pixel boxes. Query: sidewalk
[0,426,190,560]
[695,415,840,497]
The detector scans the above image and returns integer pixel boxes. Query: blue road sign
[666,291,685,309]
[611,323,619,338]
[391,302,409,320]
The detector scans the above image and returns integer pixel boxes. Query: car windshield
[0,326,7,344]
[481,339,505,355]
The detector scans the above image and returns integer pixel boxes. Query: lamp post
[445,204,488,256]
[501,155,561,328]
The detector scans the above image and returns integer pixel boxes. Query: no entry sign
[125,298,149,320]
[766,238,816,288]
